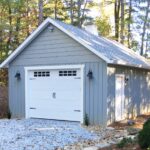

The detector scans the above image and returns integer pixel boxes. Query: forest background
[0,0,150,85]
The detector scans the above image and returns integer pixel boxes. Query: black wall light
[125,75,129,83]
[87,70,93,79]
[48,24,54,32]
[15,72,21,80]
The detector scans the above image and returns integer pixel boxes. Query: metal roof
[0,18,150,69]
[54,19,150,69]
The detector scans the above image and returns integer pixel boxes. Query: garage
[1,18,150,125]
[25,65,84,122]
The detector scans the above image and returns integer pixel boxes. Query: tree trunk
[26,0,30,36]
[140,0,150,56]
[114,0,120,41]
[38,0,43,25]
[120,0,125,44]
[127,0,132,48]
[77,0,81,27]
[0,4,4,61]
[54,0,57,19]
[6,2,12,56]
[70,0,74,24]
[80,0,88,27]
[15,16,21,46]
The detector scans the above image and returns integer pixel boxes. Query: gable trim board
[0,18,150,70]
[0,18,110,68]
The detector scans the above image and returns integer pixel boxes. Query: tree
[96,17,111,37]
[114,0,120,41]
[140,0,150,55]
[38,0,43,25]
[120,0,125,44]
[63,0,92,27]
[43,0,68,21]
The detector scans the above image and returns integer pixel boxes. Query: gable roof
[0,17,150,69]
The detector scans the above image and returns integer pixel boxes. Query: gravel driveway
[0,119,98,150]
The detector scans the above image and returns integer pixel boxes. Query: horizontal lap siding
[11,27,100,66]
[9,25,107,125]
[107,65,150,124]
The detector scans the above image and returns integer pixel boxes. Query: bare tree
[127,0,132,48]
[54,0,57,19]
[140,0,150,56]
[114,0,120,41]
[38,0,43,25]
[6,1,12,54]
[120,0,125,44]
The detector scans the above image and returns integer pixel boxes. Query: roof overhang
[0,18,111,68]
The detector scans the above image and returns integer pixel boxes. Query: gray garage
[0,18,150,125]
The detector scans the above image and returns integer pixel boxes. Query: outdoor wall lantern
[87,70,93,79]
[125,75,129,83]
[48,24,54,32]
[15,72,21,80]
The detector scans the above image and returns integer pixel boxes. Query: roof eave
[0,18,50,68]
[108,61,150,70]
[0,18,110,68]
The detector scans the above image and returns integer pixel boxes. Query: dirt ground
[0,85,8,118]
[109,114,150,130]
[100,114,150,150]
[100,143,142,150]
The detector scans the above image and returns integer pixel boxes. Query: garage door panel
[29,104,81,121]
[27,68,81,122]
[30,99,80,111]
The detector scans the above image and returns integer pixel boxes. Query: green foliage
[117,137,135,148]
[138,118,150,149]
[95,17,111,37]
[43,0,68,21]
[84,113,89,126]
[147,147,150,150]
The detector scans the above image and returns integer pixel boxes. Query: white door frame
[24,64,85,123]
[115,74,125,121]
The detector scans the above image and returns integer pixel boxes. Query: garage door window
[34,71,50,77]
[59,70,77,76]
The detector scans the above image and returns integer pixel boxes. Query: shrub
[117,137,134,148]
[138,118,150,149]
[84,113,89,126]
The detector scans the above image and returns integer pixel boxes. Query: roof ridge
[1,17,150,69]
[56,19,150,66]
[55,18,149,65]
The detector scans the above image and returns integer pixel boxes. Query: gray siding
[9,25,107,125]
[107,65,150,124]
[11,27,101,66]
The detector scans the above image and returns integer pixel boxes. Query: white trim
[0,18,109,68]
[46,18,111,63]
[115,74,125,121]
[1,17,149,69]
[111,61,150,70]
[24,64,84,123]
[0,19,50,68]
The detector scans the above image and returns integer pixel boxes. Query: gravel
[0,119,98,150]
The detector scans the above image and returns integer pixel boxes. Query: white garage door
[27,68,82,121]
